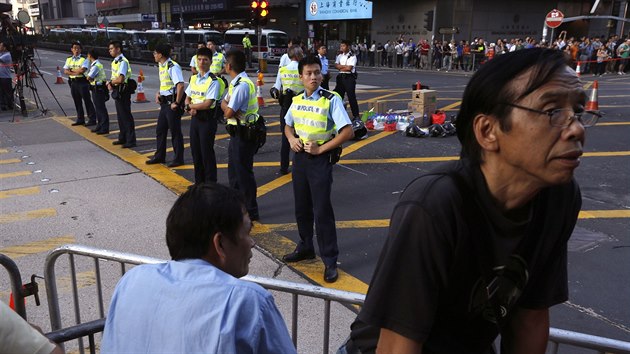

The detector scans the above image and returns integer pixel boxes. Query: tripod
[12,52,66,122]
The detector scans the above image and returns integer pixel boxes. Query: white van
[223,28,288,62]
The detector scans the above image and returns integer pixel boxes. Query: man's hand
[289,136,303,152]
[190,108,198,116]
[170,102,179,111]
[155,92,160,104]
[303,141,321,155]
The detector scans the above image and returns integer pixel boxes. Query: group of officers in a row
[64,39,356,283]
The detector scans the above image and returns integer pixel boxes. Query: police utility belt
[89,82,107,91]
[296,137,342,164]
[226,120,258,142]
[68,77,88,84]
[279,89,301,108]
[158,94,175,105]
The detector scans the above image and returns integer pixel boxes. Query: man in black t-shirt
[343,48,602,354]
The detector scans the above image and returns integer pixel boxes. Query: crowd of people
[348,32,630,75]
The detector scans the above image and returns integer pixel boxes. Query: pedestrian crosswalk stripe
[0,235,75,259]
[0,208,57,224]
[0,148,9,154]
[0,186,40,200]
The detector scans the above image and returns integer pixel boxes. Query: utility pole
[179,0,185,62]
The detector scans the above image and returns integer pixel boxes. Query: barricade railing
[41,244,630,354]
[0,254,28,319]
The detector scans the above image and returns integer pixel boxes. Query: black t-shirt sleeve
[358,177,458,343]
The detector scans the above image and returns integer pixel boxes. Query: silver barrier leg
[292,293,298,348]
[323,300,331,354]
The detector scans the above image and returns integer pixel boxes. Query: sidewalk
[0,113,357,353]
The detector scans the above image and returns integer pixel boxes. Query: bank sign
[306,0,373,21]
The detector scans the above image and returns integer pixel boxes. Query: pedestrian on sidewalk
[101,183,296,354]
[147,44,185,168]
[85,49,109,134]
[0,40,14,111]
[64,42,96,126]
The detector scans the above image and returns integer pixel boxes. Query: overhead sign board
[306,0,373,21]
[96,0,138,11]
[545,9,564,28]
[438,27,459,35]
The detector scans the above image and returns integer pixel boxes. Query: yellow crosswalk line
[0,208,57,224]
[578,210,630,219]
[0,171,32,179]
[0,235,76,259]
[0,158,21,165]
[0,186,40,200]
[0,148,9,154]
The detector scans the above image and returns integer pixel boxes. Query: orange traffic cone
[575,61,581,77]
[55,66,64,84]
[256,72,265,107]
[586,80,599,111]
[134,69,148,103]
[8,292,25,312]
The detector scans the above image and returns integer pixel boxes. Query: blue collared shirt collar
[72,55,82,60]
[302,87,323,100]
[230,71,249,85]
[196,71,211,81]
[115,54,124,61]
[159,59,170,68]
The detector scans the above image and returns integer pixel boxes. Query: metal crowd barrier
[36,244,630,354]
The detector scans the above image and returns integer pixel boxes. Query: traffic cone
[134,69,148,103]
[586,80,599,111]
[55,66,64,84]
[8,292,25,312]
[575,61,581,77]
[256,72,265,107]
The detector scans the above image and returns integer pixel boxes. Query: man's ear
[473,113,500,153]
[212,232,226,260]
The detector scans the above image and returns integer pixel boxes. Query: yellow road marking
[0,171,32,179]
[583,151,630,157]
[252,223,368,294]
[0,208,57,224]
[596,122,630,126]
[599,95,630,98]
[65,108,160,120]
[0,148,9,154]
[579,210,630,219]
[599,105,630,108]
[440,101,461,111]
[0,158,21,165]
[55,117,193,195]
[0,235,75,259]
[583,82,593,90]
[257,210,630,233]
[0,186,40,200]
[342,131,396,156]
[358,90,409,104]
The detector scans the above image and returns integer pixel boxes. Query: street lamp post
[179,0,185,62]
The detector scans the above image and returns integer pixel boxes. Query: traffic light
[424,10,434,31]
[259,0,269,26]
[250,0,259,26]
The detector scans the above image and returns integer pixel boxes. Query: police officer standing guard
[147,44,185,167]
[282,54,354,283]
[189,41,205,76]
[221,50,260,221]
[242,33,253,68]
[85,49,109,134]
[107,40,136,148]
[317,45,330,90]
[334,40,360,121]
[184,47,224,184]
[64,42,96,126]
[270,45,304,175]
[207,39,225,76]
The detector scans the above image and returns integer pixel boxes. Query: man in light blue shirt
[102,183,296,354]
[64,41,96,126]
[318,45,330,90]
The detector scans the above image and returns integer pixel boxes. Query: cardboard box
[407,102,437,117]
[368,100,389,114]
[411,89,437,105]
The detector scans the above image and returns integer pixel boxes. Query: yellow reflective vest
[111,55,132,83]
[159,59,179,93]
[210,52,224,75]
[90,60,106,86]
[278,65,303,94]
[65,56,87,79]
[189,72,224,108]
[290,90,338,145]
[227,75,258,126]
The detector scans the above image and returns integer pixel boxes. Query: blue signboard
[306,0,373,21]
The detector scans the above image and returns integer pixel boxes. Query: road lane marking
[0,148,9,154]
[0,208,57,224]
[596,122,630,126]
[0,235,75,259]
[256,210,630,233]
[54,117,192,195]
[0,186,40,200]
[440,101,461,111]
[0,158,21,165]
[0,171,32,179]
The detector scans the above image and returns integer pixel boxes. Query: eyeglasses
[500,103,602,128]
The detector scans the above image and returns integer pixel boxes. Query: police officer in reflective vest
[270,45,304,175]
[86,49,109,135]
[282,54,354,283]
[107,40,136,148]
[185,47,224,184]
[242,33,253,68]
[207,39,226,76]
[64,42,96,126]
[147,44,185,167]
[221,50,260,221]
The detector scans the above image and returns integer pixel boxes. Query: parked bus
[223,28,288,62]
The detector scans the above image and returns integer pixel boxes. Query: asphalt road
[2,48,629,348]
